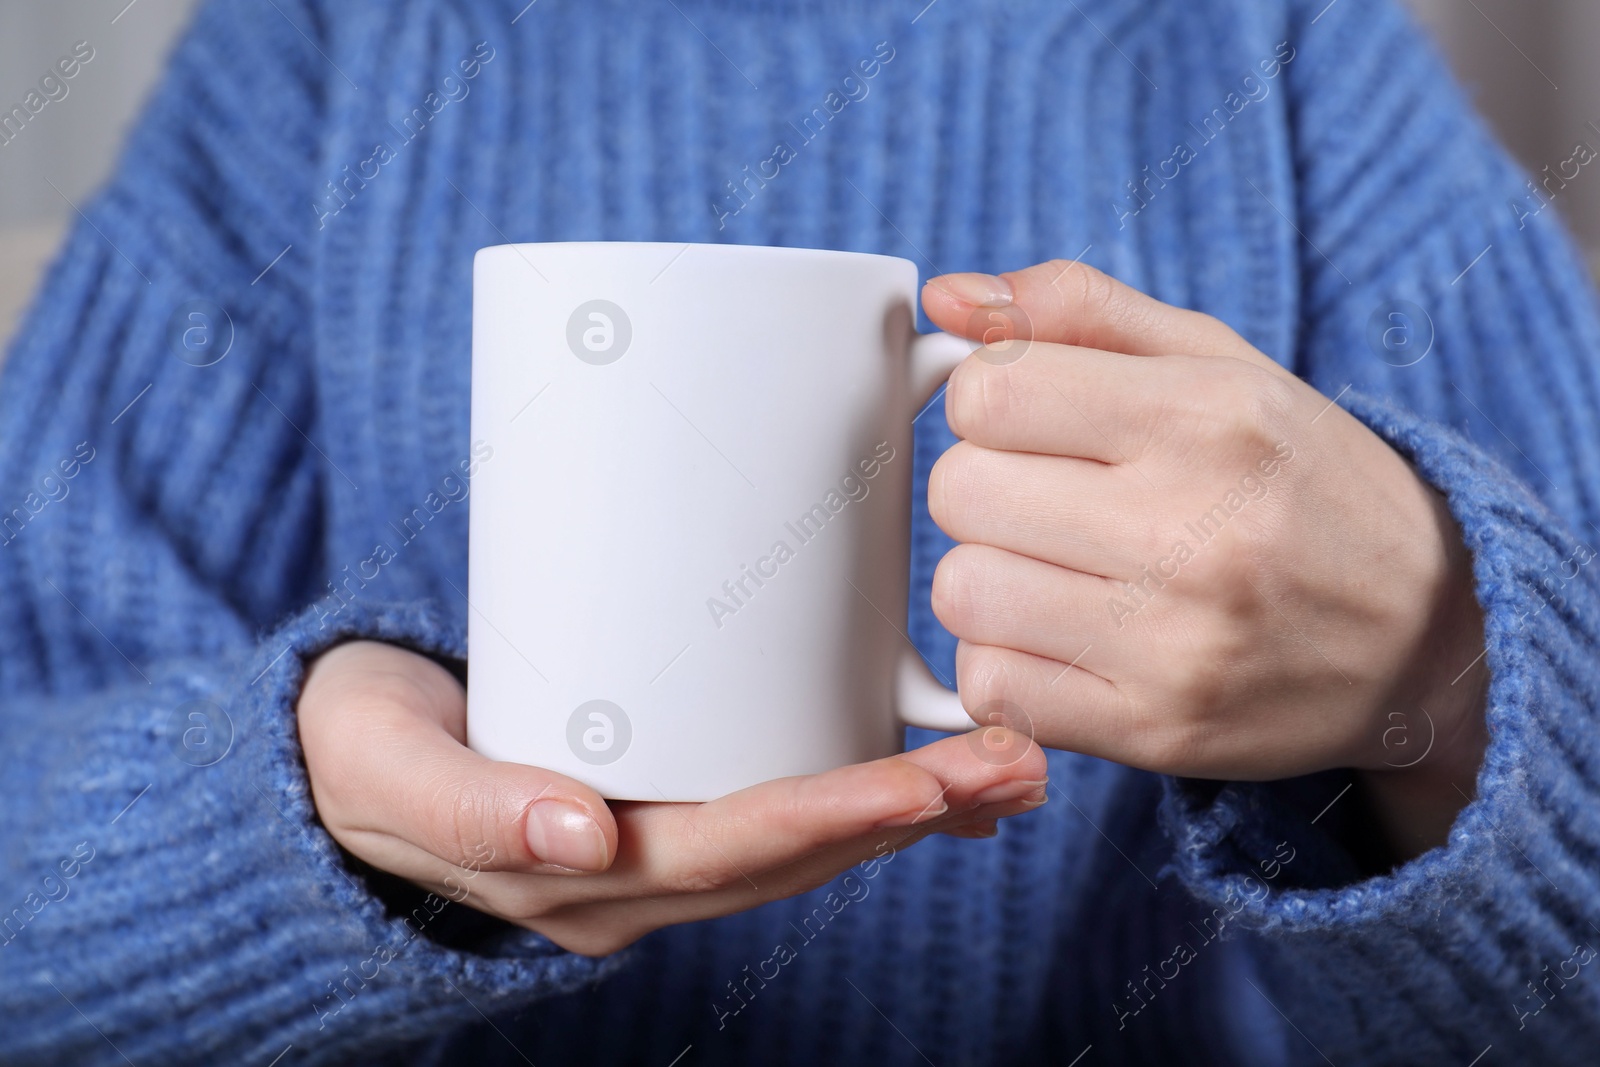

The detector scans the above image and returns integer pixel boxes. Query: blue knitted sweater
[5,0,1600,1063]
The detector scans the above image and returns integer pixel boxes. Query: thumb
[298,641,619,874]
[921,259,1242,359]
[390,732,620,875]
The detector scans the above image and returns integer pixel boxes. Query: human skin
[296,640,1049,956]
[921,260,1489,862]
[296,260,1485,953]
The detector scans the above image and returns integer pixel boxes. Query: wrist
[1356,498,1489,861]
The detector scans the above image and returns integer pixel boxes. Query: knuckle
[1212,529,1257,586]
[1210,359,1296,450]
[943,360,981,438]
[956,642,1012,707]
[945,360,1009,442]
[927,443,981,533]
[1063,263,1120,343]
[1188,311,1237,350]
[931,544,986,635]
[427,776,492,866]
[1178,502,1279,603]
[1161,648,1231,721]
[1185,522,1252,587]
[658,821,744,896]
[1242,364,1298,440]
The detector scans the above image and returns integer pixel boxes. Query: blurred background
[0,0,200,343]
[1,0,1597,346]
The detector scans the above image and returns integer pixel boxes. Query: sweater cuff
[238,598,626,1058]
[1158,388,1600,1049]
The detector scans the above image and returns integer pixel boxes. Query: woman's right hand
[296,640,1050,957]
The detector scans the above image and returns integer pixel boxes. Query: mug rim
[474,240,918,272]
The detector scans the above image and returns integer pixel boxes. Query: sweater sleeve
[1158,0,1600,1062]
[0,3,620,1064]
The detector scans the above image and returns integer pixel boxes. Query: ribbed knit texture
[3,0,1600,1062]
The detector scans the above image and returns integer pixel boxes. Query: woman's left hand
[920,259,1489,858]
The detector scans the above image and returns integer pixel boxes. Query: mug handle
[896,330,982,733]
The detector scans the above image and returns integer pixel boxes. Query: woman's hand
[296,641,1048,956]
[920,260,1489,860]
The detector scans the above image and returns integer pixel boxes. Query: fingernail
[930,272,1013,308]
[873,796,950,829]
[526,800,609,872]
[945,819,1000,839]
[972,778,1049,806]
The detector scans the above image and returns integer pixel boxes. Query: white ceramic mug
[468,242,976,801]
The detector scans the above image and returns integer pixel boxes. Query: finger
[933,543,1137,676]
[391,751,1049,946]
[299,646,619,875]
[630,772,1049,901]
[929,441,1150,578]
[614,735,1049,876]
[890,723,1050,792]
[956,638,1290,779]
[923,260,1254,362]
[521,789,1048,955]
[953,641,1148,766]
[611,731,1047,890]
[942,342,1209,463]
